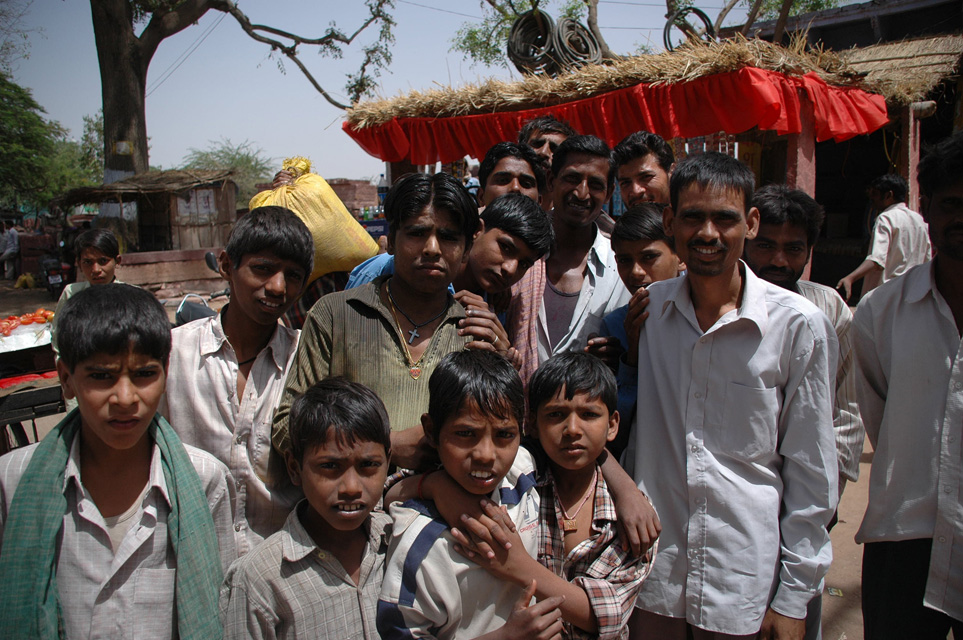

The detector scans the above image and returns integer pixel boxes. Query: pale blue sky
[13,0,748,181]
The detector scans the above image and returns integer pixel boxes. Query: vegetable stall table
[0,319,63,455]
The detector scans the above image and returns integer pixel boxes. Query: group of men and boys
[0,116,960,640]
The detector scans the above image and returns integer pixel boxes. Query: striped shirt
[0,439,236,639]
[161,312,304,555]
[537,467,654,640]
[220,503,391,640]
[794,280,865,490]
[273,277,469,453]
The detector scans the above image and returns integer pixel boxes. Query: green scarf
[0,410,224,639]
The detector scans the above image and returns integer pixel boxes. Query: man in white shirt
[836,173,931,301]
[853,132,963,638]
[624,152,838,639]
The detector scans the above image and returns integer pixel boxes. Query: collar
[540,465,616,528]
[281,501,390,563]
[347,275,467,324]
[903,260,938,304]
[64,433,171,509]
[198,310,290,371]
[661,261,769,334]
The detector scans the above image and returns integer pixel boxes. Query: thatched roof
[839,33,963,105]
[53,169,236,208]
[345,33,961,130]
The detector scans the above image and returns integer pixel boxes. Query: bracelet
[417,470,435,501]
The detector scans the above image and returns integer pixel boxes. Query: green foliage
[0,71,54,208]
[741,0,839,22]
[80,110,104,183]
[451,0,585,69]
[37,130,102,204]
[180,138,273,206]
[0,0,35,72]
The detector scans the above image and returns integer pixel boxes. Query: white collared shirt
[624,264,838,635]
[865,202,931,288]
[853,261,963,622]
[536,225,630,363]
[0,438,236,639]
[161,312,303,556]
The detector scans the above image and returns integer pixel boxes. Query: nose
[696,219,720,242]
[473,435,496,464]
[501,258,519,281]
[340,468,363,496]
[574,179,590,201]
[631,261,650,284]
[770,249,789,268]
[264,270,286,295]
[423,232,441,257]
[111,375,137,408]
[562,414,581,437]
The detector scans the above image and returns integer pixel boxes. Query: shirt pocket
[133,568,176,638]
[715,382,778,462]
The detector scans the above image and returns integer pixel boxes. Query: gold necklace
[557,468,597,532]
[386,288,428,380]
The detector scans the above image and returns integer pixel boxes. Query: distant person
[837,173,931,301]
[853,133,963,638]
[220,378,392,639]
[518,114,578,170]
[0,219,19,280]
[623,152,837,639]
[612,131,674,207]
[465,163,481,201]
[161,206,314,555]
[51,228,124,357]
[0,284,235,639]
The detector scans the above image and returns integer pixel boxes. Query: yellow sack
[250,156,378,281]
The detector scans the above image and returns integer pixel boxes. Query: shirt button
[700,337,707,344]
[691,444,699,452]
[944,486,952,493]
[938,536,946,543]
[235,435,243,444]
[955,382,962,391]
[694,392,702,399]
[236,479,242,489]
[234,523,241,532]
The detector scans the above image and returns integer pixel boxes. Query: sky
[12,0,751,182]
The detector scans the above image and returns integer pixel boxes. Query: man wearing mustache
[853,132,963,638]
[623,153,838,640]
[743,184,865,640]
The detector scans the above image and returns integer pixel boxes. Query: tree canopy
[180,138,272,206]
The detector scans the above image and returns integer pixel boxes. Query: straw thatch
[345,33,962,129]
[53,169,236,208]
[839,34,963,105]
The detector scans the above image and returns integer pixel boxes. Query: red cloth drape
[343,68,888,164]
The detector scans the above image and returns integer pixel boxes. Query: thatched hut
[53,169,237,253]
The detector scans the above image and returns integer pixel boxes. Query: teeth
[337,504,363,512]
[470,471,493,479]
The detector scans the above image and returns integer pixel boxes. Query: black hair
[57,283,171,372]
[918,132,963,198]
[869,174,908,203]
[752,184,825,248]
[226,206,314,277]
[529,352,617,417]
[481,193,555,259]
[384,172,480,247]
[517,115,578,146]
[612,131,674,173]
[288,377,391,463]
[426,350,524,441]
[551,135,616,191]
[74,228,120,260]
[612,203,669,245]
[669,152,755,213]
[478,142,546,195]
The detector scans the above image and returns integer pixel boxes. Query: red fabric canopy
[343,68,888,164]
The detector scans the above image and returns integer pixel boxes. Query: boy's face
[424,400,520,496]
[468,222,540,294]
[535,388,617,472]
[388,205,469,296]
[286,432,389,536]
[921,180,963,262]
[743,222,810,290]
[617,153,671,206]
[58,349,166,452]
[218,249,306,327]
[79,248,120,286]
[479,157,540,206]
[612,237,683,294]
[665,184,758,279]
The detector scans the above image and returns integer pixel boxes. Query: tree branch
[739,0,766,36]
[139,0,214,69]
[714,0,742,33]
[772,0,795,44]
[584,0,618,60]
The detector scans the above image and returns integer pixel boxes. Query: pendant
[562,518,578,532]
[409,366,422,380]
[407,328,419,344]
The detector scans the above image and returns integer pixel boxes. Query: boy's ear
[284,451,302,487]
[473,219,486,242]
[57,359,76,400]
[115,254,122,265]
[216,250,232,281]
[420,414,437,448]
[606,409,619,443]
[663,205,675,238]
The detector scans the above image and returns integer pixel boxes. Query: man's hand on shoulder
[758,608,805,640]
[390,424,438,471]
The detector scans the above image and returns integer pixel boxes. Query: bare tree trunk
[89,0,149,178]
[772,0,795,44]
[715,0,742,34]
[739,0,766,36]
[584,0,617,60]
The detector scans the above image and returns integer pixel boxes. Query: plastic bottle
[377,173,389,206]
